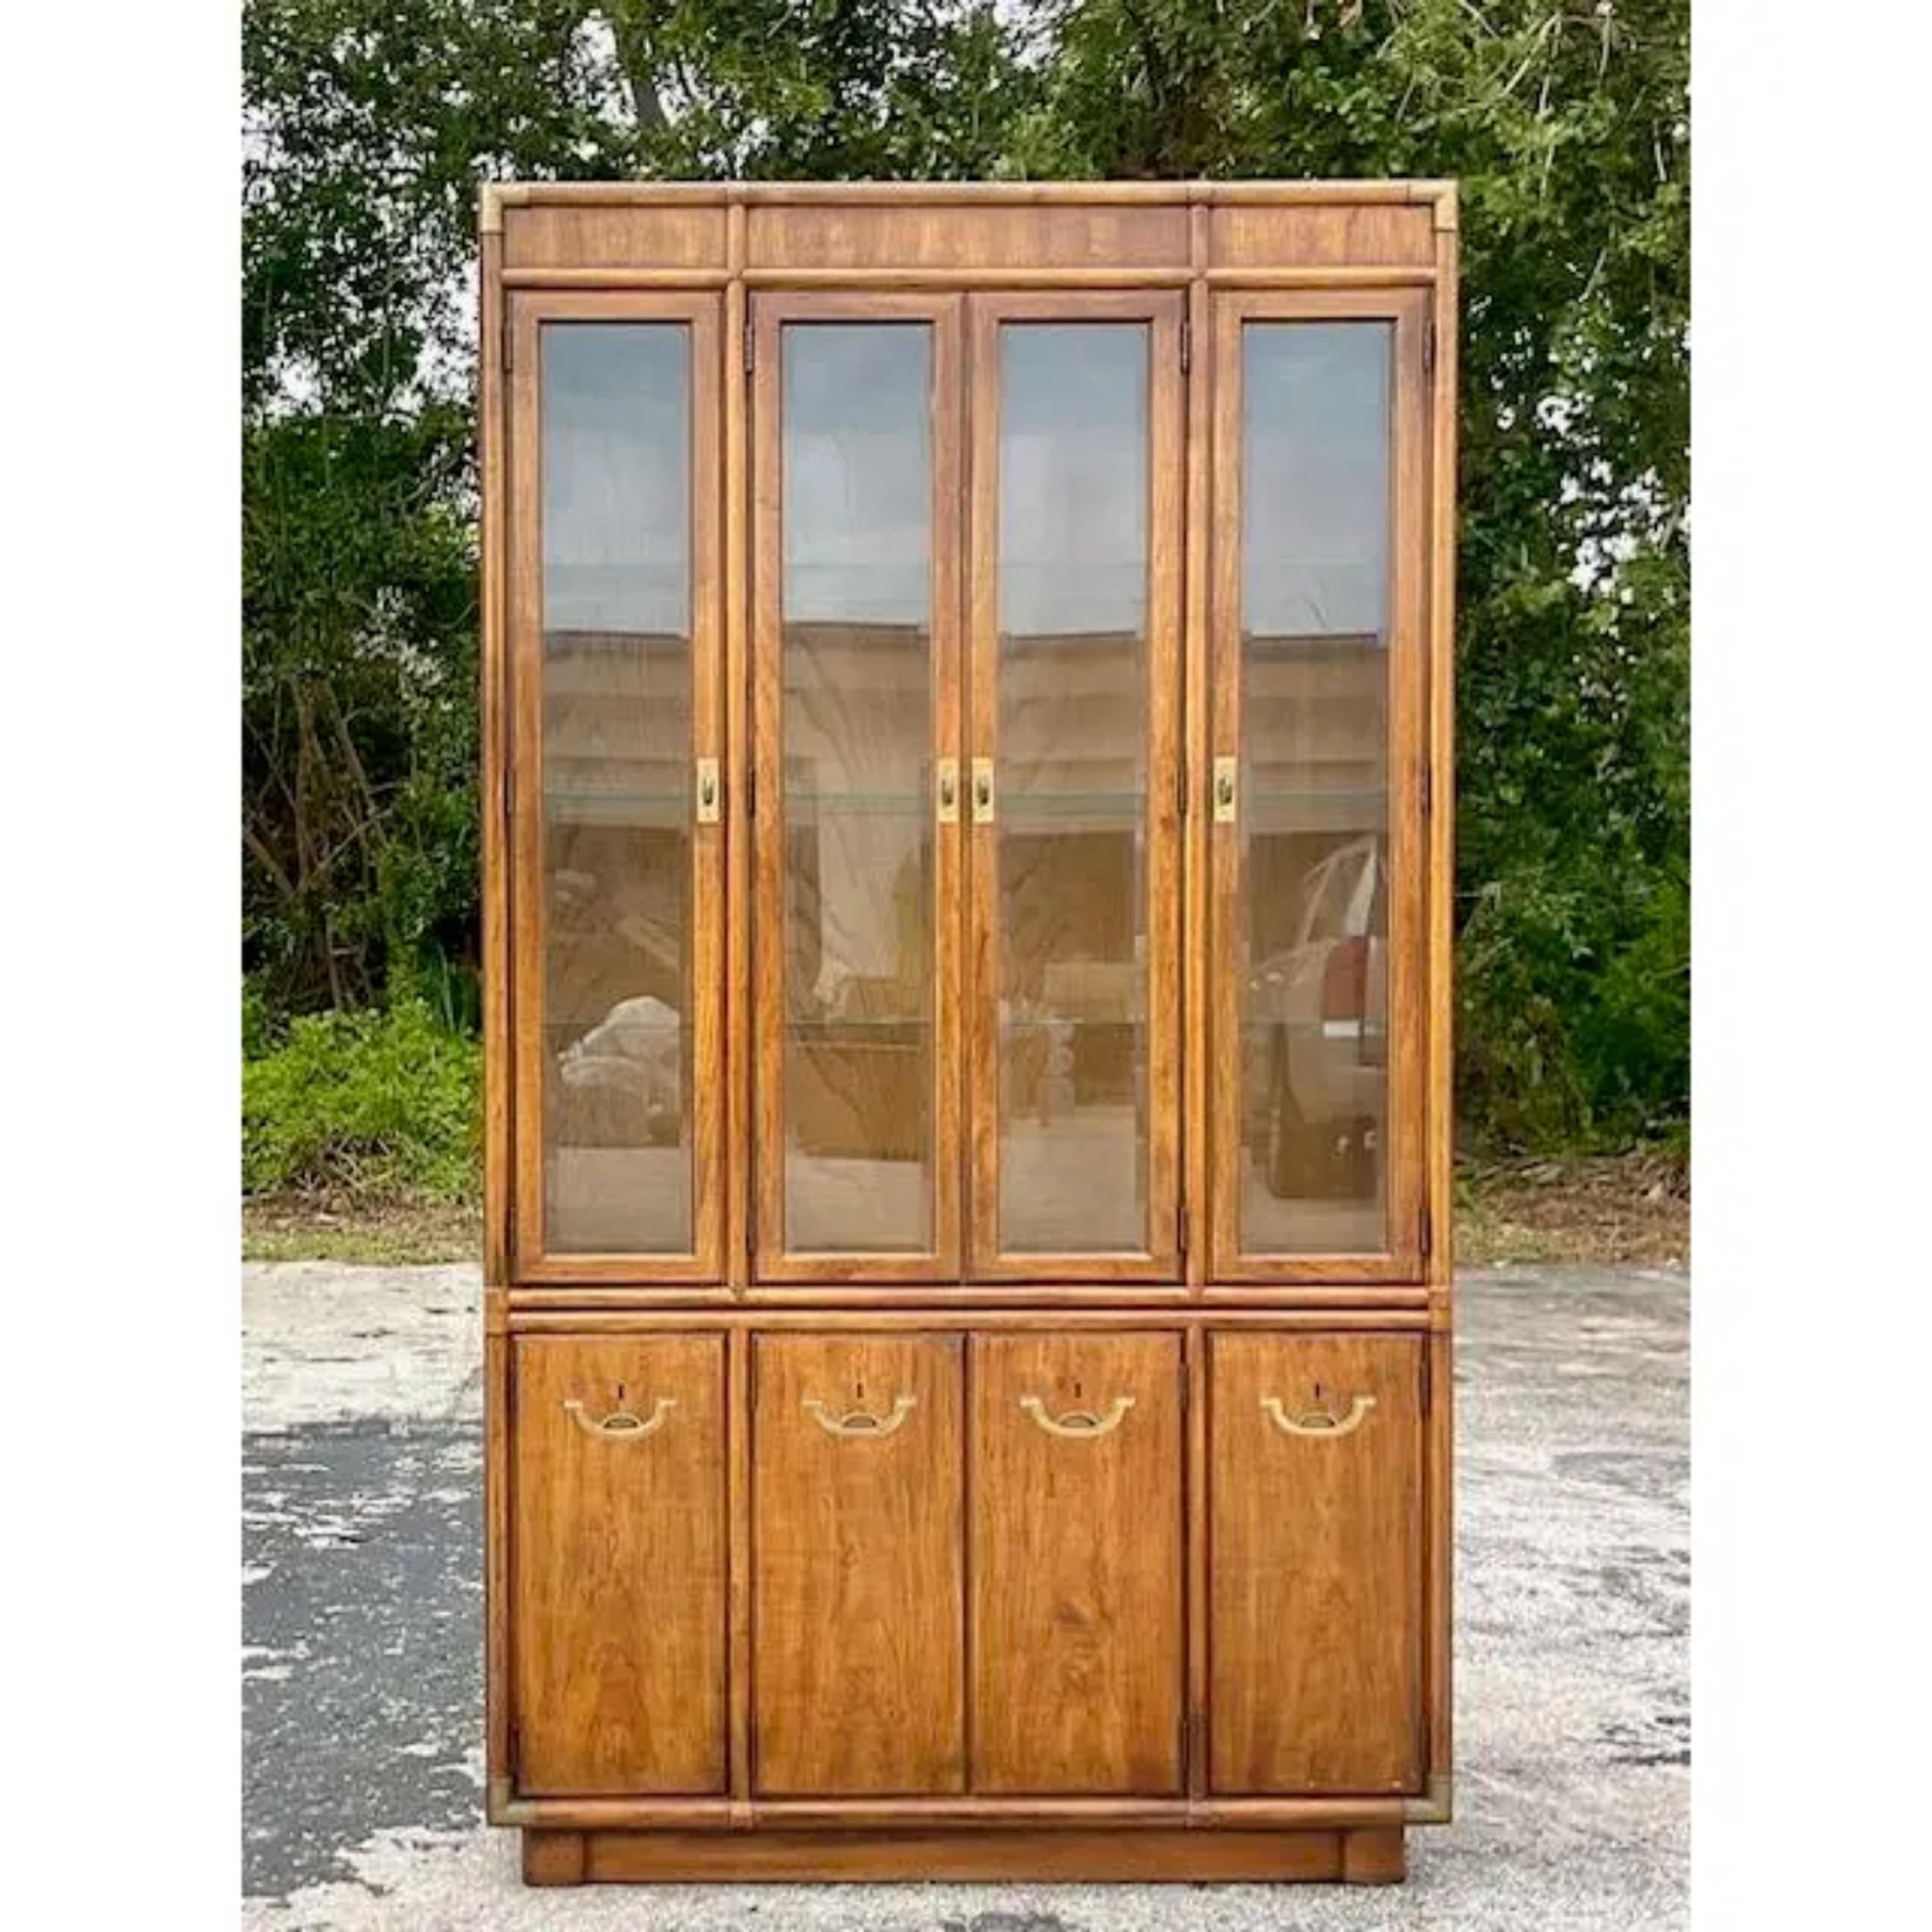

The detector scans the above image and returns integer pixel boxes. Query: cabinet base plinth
[519,1825,1408,1885]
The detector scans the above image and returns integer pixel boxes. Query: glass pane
[1236,322,1392,1255]
[539,323,694,1252]
[782,325,935,1253]
[996,324,1150,1253]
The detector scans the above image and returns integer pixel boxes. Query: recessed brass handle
[936,757,959,824]
[696,756,720,825]
[971,757,996,825]
[1019,1395,1135,1439]
[1261,1394,1376,1438]
[1213,755,1237,824]
[564,1396,676,1439]
[804,1394,917,1438]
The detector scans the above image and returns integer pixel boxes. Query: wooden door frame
[1205,287,1431,1287]
[964,290,1186,1283]
[507,289,729,1287]
[747,292,967,1284]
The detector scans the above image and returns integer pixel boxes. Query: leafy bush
[242,997,481,1200]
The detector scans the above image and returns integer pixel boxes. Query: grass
[244,1149,1686,1268]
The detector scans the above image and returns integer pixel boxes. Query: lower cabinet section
[509,1335,727,1794]
[502,1323,1433,1814]
[1208,1332,1425,1793]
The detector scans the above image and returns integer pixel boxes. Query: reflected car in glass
[1244,834,1388,1200]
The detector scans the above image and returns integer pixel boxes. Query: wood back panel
[751,1333,966,1793]
[510,1335,727,1793]
[1208,1331,1424,1793]
[970,1332,1186,1793]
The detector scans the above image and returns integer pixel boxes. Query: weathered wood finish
[1208,1332,1425,1793]
[510,1336,727,1793]
[480,180,1457,1885]
[970,1332,1184,1793]
[750,1333,966,1794]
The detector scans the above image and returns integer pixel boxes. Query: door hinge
[1178,1202,1190,1261]
[1177,756,1188,820]
[508,1721,521,1778]
[501,310,515,375]
[744,325,755,378]
[1420,762,1432,821]
[1424,313,1438,379]
[746,765,757,819]
[1179,313,1192,375]
[1421,1345,1433,1417]
[500,768,513,826]
[1420,1201,1432,1259]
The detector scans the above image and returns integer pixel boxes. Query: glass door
[1208,291,1430,1281]
[750,295,964,1282]
[508,292,725,1281]
[965,294,1184,1280]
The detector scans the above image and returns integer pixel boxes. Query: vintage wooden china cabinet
[479,178,1457,1886]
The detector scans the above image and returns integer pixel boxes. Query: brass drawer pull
[1261,1394,1376,1438]
[564,1396,676,1439]
[803,1394,917,1438]
[1019,1395,1135,1439]
[936,757,959,823]
[696,756,720,824]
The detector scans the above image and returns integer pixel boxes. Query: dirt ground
[244,1150,1687,1268]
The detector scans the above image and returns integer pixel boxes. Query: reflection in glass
[996,324,1150,1252]
[1236,322,1392,1255]
[781,325,935,1252]
[539,323,693,1252]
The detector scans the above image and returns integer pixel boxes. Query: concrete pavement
[242,1260,1688,1928]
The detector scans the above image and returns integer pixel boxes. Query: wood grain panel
[511,1335,726,1793]
[1210,205,1434,270]
[752,1333,965,1793]
[1208,1332,1423,1793]
[502,204,729,270]
[970,1332,1184,1793]
[748,204,1189,272]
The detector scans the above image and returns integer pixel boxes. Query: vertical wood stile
[1184,198,1210,1292]
[480,227,511,1287]
[1426,187,1460,1804]
[1185,1323,1209,1807]
[484,1321,512,1800]
[725,200,750,1292]
[728,1324,753,1816]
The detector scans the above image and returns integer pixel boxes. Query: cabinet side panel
[752,1334,965,1793]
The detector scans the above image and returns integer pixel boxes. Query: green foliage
[242,998,483,1199]
[242,0,1690,1157]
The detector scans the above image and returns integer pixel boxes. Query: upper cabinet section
[481,185,1456,1294]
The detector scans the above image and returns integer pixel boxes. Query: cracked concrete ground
[242,1261,1687,1929]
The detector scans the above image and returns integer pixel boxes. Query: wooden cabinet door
[752,1334,964,1793]
[1208,1332,1424,1793]
[1205,290,1431,1282]
[964,292,1185,1280]
[749,294,966,1283]
[970,1332,1184,1793]
[510,1335,726,1794]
